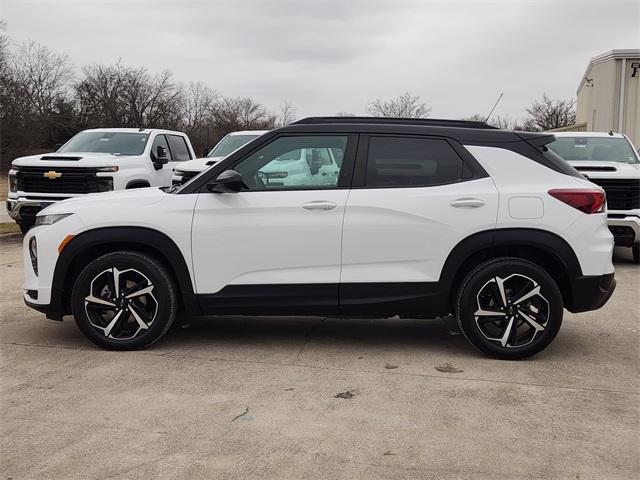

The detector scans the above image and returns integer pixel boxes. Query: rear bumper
[567,272,616,313]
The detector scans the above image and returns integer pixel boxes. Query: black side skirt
[198,282,448,318]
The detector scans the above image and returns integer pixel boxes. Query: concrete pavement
[1,234,638,479]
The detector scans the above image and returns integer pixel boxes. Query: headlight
[8,171,17,192]
[29,237,38,276]
[35,213,73,226]
[96,166,119,172]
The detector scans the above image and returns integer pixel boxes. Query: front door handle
[450,198,486,208]
[302,201,337,211]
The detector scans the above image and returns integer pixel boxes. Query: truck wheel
[17,221,34,235]
[71,251,177,350]
[455,257,563,360]
[633,244,639,265]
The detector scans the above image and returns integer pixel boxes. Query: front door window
[234,136,348,190]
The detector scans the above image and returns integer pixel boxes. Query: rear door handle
[302,201,337,211]
[450,198,486,208]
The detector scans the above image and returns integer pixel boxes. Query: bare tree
[526,94,576,131]
[75,62,184,129]
[212,96,277,133]
[277,100,297,127]
[462,113,487,122]
[0,20,9,77]
[180,81,217,133]
[75,62,128,127]
[367,92,431,118]
[122,67,182,128]
[463,113,538,131]
[12,40,74,115]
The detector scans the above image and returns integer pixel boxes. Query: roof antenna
[484,92,504,123]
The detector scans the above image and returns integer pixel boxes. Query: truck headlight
[8,172,17,192]
[35,213,73,226]
[29,237,38,276]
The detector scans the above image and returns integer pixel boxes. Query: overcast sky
[2,0,639,120]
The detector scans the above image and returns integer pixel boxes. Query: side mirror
[151,145,169,170]
[156,146,169,162]
[207,170,244,193]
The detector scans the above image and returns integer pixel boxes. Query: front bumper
[607,214,640,247]
[567,272,616,313]
[7,197,66,222]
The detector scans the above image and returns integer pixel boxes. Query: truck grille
[16,167,111,194]
[588,178,640,211]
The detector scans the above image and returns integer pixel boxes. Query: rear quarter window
[366,136,464,187]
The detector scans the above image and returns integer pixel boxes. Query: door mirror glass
[207,170,245,193]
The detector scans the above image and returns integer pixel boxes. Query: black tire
[17,221,33,235]
[632,244,639,265]
[71,251,177,350]
[455,257,563,360]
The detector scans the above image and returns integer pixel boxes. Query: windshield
[59,132,150,155]
[548,136,639,164]
[208,134,260,158]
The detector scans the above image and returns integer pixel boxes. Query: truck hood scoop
[40,155,82,161]
[574,165,617,172]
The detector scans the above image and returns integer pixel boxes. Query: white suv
[22,117,616,359]
[7,128,196,233]
[548,132,640,263]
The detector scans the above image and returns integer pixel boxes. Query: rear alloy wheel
[456,258,563,359]
[71,251,177,350]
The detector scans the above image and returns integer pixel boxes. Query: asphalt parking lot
[0,233,638,479]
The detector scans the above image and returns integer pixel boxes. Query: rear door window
[167,135,193,161]
[365,136,464,187]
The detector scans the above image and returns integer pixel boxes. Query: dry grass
[0,222,20,235]
[0,172,7,199]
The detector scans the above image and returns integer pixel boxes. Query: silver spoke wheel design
[473,273,550,349]
[84,267,158,341]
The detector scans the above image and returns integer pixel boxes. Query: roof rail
[292,116,497,129]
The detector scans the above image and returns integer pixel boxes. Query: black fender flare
[438,227,583,308]
[51,227,199,317]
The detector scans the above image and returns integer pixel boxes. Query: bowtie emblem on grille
[43,171,62,179]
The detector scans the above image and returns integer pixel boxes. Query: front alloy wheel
[456,258,563,359]
[84,267,158,340]
[72,251,177,350]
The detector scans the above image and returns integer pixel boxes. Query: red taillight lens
[548,189,606,214]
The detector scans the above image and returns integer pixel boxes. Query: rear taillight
[548,189,606,214]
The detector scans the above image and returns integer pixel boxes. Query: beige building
[573,49,640,145]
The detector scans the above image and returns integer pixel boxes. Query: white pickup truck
[548,131,640,263]
[172,130,268,187]
[7,128,196,233]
